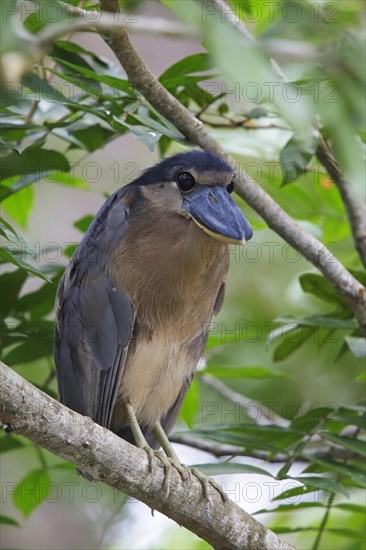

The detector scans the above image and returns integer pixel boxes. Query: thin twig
[198,116,291,131]
[200,374,289,427]
[311,492,336,550]
[60,2,197,37]
[170,432,362,463]
[316,137,366,268]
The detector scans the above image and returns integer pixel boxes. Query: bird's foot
[144,446,227,502]
[143,447,189,495]
[190,467,228,503]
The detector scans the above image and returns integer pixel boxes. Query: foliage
[0,1,365,549]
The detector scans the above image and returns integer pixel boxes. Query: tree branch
[170,432,362,464]
[316,137,366,268]
[0,361,294,550]
[60,4,197,38]
[210,0,366,270]
[96,0,366,334]
[200,374,289,427]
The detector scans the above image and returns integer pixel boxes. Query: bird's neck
[108,208,229,338]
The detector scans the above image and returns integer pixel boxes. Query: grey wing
[54,188,135,429]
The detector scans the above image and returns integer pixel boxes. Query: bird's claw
[190,467,228,503]
[143,446,227,502]
[143,445,156,473]
[143,447,188,495]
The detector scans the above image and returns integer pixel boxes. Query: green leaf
[275,314,357,330]
[54,41,109,67]
[50,172,89,189]
[43,67,104,100]
[345,336,366,358]
[0,269,27,319]
[116,121,162,151]
[0,173,49,202]
[0,515,19,526]
[287,476,350,497]
[2,320,55,365]
[272,484,319,502]
[2,186,34,229]
[160,53,213,82]
[22,73,69,105]
[17,272,61,319]
[319,432,366,456]
[71,124,115,152]
[334,409,366,428]
[24,1,70,34]
[192,462,274,477]
[335,503,366,513]
[291,406,336,433]
[273,327,316,362]
[0,146,70,182]
[323,528,364,539]
[73,215,94,233]
[273,478,349,501]
[13,469,51,517]
[129,113,185,141]
[0,247,51,282]
[191,424,300,452]
[24,9,49,34]
[280,137,314,185]
[0,217,29,250]
[299,273,348,307]
[201,365,283,379]
[307,455,366,486]
[50,58,135,95]
[3,340,54,365]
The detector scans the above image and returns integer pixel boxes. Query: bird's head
[135,150,253,245]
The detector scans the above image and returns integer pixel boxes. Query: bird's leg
[152,422,189,481]
[124,403,179,494]
[152,421,227,503]
[124,402,156,472]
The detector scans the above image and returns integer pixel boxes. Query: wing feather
[54,188,135,429]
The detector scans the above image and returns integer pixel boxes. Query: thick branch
[97,2,366,334]
[0,362,293,550]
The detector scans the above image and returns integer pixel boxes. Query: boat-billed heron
[54,150,253,498]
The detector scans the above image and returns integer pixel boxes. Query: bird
[54,150,253,498]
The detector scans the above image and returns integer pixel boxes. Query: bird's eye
[177,172,195,192]
[227,181,234,194]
